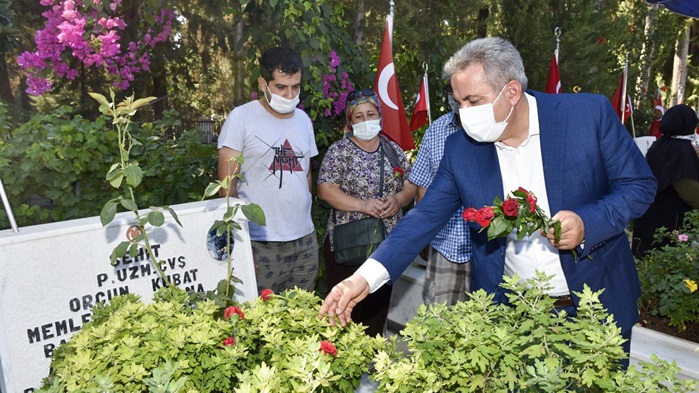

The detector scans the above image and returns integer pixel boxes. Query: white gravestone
[0,198,257,393]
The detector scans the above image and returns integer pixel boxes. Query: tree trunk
[477,7,489,38]
[0,54,15,104]
[670,25,690,106]
[636,6,656,103]
[353,0,365,46]
[233,16,244,107]
[151,50,168,120]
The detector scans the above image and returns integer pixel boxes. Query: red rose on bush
[474,207,495,227]
[222,337,236,346]
[260,289,274,301]
[502,198,519,217]
[462,207,477,221]
[224,306,245,320]
[319,340,337,356]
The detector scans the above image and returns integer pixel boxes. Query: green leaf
[110,241,130,265]
[223,206,236,222]
[163,206,182,227]
[241,203,266,226]
[100,201,118,226]
[124,164,143,188]
[203,182,221,199]
[148,210,165,227]
[88,92,109,107]
[208,220,225,234]
[120,198,138,211]
[128,244,139,257]
[131,97,156,110]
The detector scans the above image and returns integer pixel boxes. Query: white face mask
[264,81,300,114]
[352,119,382,141]
[459,85,514,142]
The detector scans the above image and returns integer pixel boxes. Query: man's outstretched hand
[318,274,371,326]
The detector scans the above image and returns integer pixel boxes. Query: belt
[552,294,574,308]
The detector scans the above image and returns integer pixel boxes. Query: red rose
[393,166,404,178]
[319,340,337,356]
[224,306,245,320]
[502,198,519,217]
[222,336,236,346]
[517,187,537,213]
[527,194,537,213]
[462,207,477,222]
[474,207,495,227]
[260,289,274,301]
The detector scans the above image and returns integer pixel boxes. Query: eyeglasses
[347,88,376,102]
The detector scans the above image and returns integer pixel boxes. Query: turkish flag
[373,17,414,151]
[611,69,632,123]
[409,76,428,131]
[544,54,561,94]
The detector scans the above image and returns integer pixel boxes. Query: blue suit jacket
[372,91,656,332]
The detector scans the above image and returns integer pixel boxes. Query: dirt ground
[638,310,699,343]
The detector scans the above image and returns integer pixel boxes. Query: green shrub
[0,107,216,230]
[636,210,699,329]
[37,287,384,393]
[371,273,698,392]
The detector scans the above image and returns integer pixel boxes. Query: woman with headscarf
[633,104,699,257]
[317,88,417,336]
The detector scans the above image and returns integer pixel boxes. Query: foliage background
[0,0,696,233]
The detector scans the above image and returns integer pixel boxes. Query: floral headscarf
[344,88,382,135]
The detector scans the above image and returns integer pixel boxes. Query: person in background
[317,88,417,336]
[633,104,699,256]
[320,37,656,368]
[217,46,319,294]
[409,85,472,306]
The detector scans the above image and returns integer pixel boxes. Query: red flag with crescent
[373,17,414,151]
[544,53,561,94]
[611,67,632,123]
[409,76,428,131]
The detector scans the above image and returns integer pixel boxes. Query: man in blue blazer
[320,37,656,360]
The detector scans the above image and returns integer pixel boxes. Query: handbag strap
[333,145,386,224]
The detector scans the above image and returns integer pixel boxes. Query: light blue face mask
[352,119,382,141]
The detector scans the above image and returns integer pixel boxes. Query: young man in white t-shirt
[217,47,319,294]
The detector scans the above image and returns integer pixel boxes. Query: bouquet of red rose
[463,187,561,241]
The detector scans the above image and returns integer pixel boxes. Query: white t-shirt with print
[218,100,318,241]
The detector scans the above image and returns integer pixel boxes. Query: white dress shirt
[358,93,569,296]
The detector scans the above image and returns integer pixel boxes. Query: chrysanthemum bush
[37,287,385,392]
[636,210,699,330]
[371,272,698,393]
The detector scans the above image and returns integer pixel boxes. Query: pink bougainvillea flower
[678,233,689,242]
[260,289,274,301]
[222,336,236,346]
[224,306,244,320]
[319,340,337,356]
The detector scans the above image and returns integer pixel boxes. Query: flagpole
[554,27,561,63]
[0,178,19,233]
[620,56,628,124]
[630,103,637,138]
[423,62,431,125]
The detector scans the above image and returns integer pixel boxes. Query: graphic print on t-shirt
[257,136,306,189]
